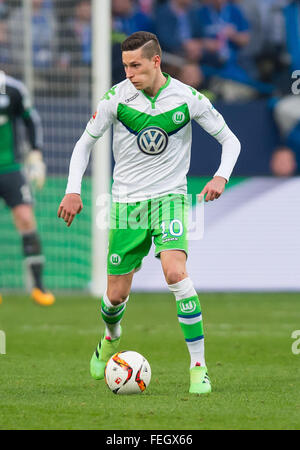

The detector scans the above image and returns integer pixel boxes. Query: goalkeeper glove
[25,150,46,190]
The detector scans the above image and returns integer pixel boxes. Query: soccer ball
[105,351,151,395]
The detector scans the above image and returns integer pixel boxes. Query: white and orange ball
[105,351,151,395]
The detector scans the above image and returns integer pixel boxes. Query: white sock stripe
[187,339,206,368]
[178,314,202,325]
[187,338,205,350]
[103,291,129,310]
[105,323,121,340]
[168,277,197,300]
[175,292,197,302]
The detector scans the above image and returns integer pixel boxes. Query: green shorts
[107,194,189,275]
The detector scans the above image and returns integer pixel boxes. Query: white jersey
[66,74,240,202]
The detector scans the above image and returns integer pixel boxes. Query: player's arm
[22,108,43,153]
[57,131,95,227]
[23,110,46,190]
[198,122,241,202]
[58,89,117,227]
[16,82,46,189]
[191,94,241,202]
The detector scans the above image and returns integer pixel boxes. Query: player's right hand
[57,193,83,227]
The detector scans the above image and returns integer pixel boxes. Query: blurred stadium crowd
[0,0,300,175]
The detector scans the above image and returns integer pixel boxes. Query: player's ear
[153,55,160,68]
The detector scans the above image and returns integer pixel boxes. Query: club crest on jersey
[110,254,121,265]
[172,111,185,124]
[137,126,168,155]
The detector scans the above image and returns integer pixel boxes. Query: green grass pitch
[0,292,299,430]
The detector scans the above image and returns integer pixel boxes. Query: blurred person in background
[58,0,92,68]
[0,4,11,69]
[0,20,10,65]
[268,0,300,176]
[112,0,154,36]
[239,0,288,83]
[0,0,8,19]
[138,0,154,15]
[0,71,55,305]
[8,0,57,72]
[194,0,273,100]
[154,0,203,89]
[112,0,154,84]
[55,0,91,96]
[0,1,12,83]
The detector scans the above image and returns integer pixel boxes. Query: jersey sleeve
[187,87,241,181]
[65,86,118,194]
[65,131,96,194]
[14,80,32,115]
[22,109,43,151]
[188,88,226,137]
[14,80,43,151]
[85,86,118,139]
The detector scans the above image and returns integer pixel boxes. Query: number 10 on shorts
[161,219,183,241]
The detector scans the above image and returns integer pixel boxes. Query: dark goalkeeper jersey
[0,74,43,174]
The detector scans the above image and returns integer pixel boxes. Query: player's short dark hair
[121,31,162,59]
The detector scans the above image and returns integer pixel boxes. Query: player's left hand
[25,150,46,190]
[57,193,83,227]
[197,176,227,202]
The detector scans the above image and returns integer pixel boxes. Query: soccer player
[0,72,55,306]
[58,31,241,394]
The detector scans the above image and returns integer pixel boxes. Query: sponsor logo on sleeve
[125,93,139,103]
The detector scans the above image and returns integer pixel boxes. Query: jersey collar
[142,73,171,109]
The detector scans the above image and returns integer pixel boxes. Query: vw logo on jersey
[137,126,168,155]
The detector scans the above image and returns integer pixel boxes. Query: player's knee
[165,269,186,286]
[13,205,36,232]
[107,291,128,306]
[18,217,35,232]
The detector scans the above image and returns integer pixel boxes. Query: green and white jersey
[66,73,240,202]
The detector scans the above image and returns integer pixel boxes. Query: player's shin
[90,292,128,379]
[22,230,55,306]
[101,291,128,339]
[22,230,45,291]
[168,277,206,368]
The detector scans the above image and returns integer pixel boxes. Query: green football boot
[189,364,211,394]
[90,332,121,380]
